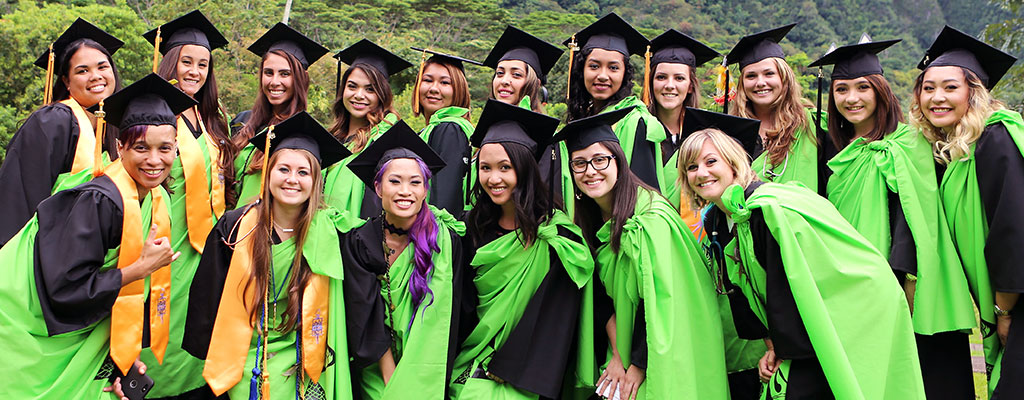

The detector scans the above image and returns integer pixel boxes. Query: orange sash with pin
[176,109,225,252]
[104,159,172,374]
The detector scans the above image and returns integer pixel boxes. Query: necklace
[383,220,409,236]
[379,217,399,354]
[273,220,295,233]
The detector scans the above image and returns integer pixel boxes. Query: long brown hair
[645,63,701,116]
[413,59,471,118]
[566,48,636,122]
[572,140,657,251]
[157,44,238,206]
[488,60,545,113]
[244,149,324,332]
[232,50,310,174]
[329,64,396,153]
[730,57,812,165]
[826,74,903,149]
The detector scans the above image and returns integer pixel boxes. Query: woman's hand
[596,355,626,399]
[102,360,147,400]
[121,225,179,285]
[379,348,396,385]
[998,314,1012,346]
[759,339,782,382]
[620,364,646,400]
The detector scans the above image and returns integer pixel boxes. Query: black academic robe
[424,122,470,215]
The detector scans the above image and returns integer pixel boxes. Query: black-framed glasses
[569,155,616,173]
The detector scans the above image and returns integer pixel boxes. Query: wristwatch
[995,304,1013,317]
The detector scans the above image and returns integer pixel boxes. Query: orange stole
[176,110,225,253]
[203,206,331,395]
[104,160,172,374]
[61,98,96,175]
[679,190,706,241]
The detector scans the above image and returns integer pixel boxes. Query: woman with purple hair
[450,100,595,399]
[341,120,467,399]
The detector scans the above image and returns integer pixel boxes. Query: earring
[575,192,582,200]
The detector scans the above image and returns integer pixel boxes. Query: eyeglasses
[569,155,616,173]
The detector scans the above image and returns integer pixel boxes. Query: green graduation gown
[323,113,399,219]
[751,109,824,193]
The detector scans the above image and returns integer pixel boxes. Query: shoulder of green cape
[428,204,467,237]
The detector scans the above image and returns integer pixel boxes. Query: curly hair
[910,67,1006,164]
[730,57,812,165]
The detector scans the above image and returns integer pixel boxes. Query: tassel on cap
[257,125,275,198]
[641,45,652,106]
[411,48,427,116]
[43,44,55,105]
[565,35,578,101]
[93,100,106,177]
[151,27,162,73]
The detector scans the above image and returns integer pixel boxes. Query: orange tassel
[257,125,274,199]
[565,35,578,102]
[93,101,106,177]
[152,27,162,73]
[43,44,55,105]
[641,45,652,106]
[412,49,427,116]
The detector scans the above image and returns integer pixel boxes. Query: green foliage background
[0,0,1020,163]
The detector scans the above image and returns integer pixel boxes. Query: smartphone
[108,363,154,400]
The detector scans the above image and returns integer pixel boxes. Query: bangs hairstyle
[232,50,310,174]
[677,128,758,211]
[571,140,657,252]
[566,48,636,122]
[730,57,812,165]
[910,67,1005,164]
[329,64,396,153]
[489,59,545,113]
[827,74,903,149]
[245,148,324,332]
[645,63,701,115]
[466,141,554,249]
[414,59,471,118]
[157,44,238,207]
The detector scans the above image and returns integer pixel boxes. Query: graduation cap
[410,47,482,114]
[681,107,761,157]
[552,108,632,153]
[918,25,1017,89]
[642,29,720,105]
[248,111,350,167]
[35,18,124,70]
[470,99,560,159]
[564,12,648,57]
[143,10,228,55]
[726,24,796,70]
[346,120,446,190]
[87,73,196,131]
[809,38,900,80]
[483,26,563,80]
[248,23,329,70]
[334,39,413,78]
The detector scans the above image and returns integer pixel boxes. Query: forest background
[0,0,1021,163]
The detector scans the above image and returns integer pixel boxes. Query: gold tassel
[565,35,578,102]
[257,125,275,199]
[93,100,106,177]
[411,49,427,116]
[641,45,652,106]
[43,44,55,105]
[151,27,162,73]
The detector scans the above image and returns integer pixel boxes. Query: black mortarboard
[411,47,482,72]
[809,39,900,80]
[726,24,796,69]
[470,99,560,159]
[334,39,413,77]
[87,74,195,131]
[346,120,446,189]
[564,13,648,57]
[918,25,1017,89]
[552,108,632,153]
[248,111,350,167]
[143,10,228,54]
[681,107,760,156]
[649,29,720,68]
[35,18,124,70]
[247,23,329,70]
[484,26,563,79]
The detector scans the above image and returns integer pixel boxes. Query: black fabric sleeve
[486,226,584,398]
[975,122,1024,293]
[359,188,381,220]
[33,176,124,336]
[182,207,246,359]
[340,219,391,369]
[445,228,467,394]
[887,189,917,276]
[229,110,252,137]
[426,122,470,215]
[629,118,660,190]
[709,206,769,340]
[629,301,648,369]
[0,104,77,246]
[457,232,479,346]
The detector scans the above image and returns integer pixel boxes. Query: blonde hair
[730,57,813,165]
[677,128,758,211]
[910,67,1006,164]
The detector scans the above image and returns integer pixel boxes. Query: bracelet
[995,303,1013,317]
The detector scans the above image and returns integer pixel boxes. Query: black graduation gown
[631,118,660,190]
[424,122,470,215]
[0,103,114,246]
[340,215,466,399]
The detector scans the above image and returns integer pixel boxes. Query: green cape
[721,182,924,399]
[0,187,159,399]
[827,122,975,335]
[751,109,824,192]
[233,143,261,208]
[938,109,1024,391]
[358,207,465,399]
[323,113,399,215]
[451,210,594,399]
[420,106,475,212]
[595,188,728,399]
